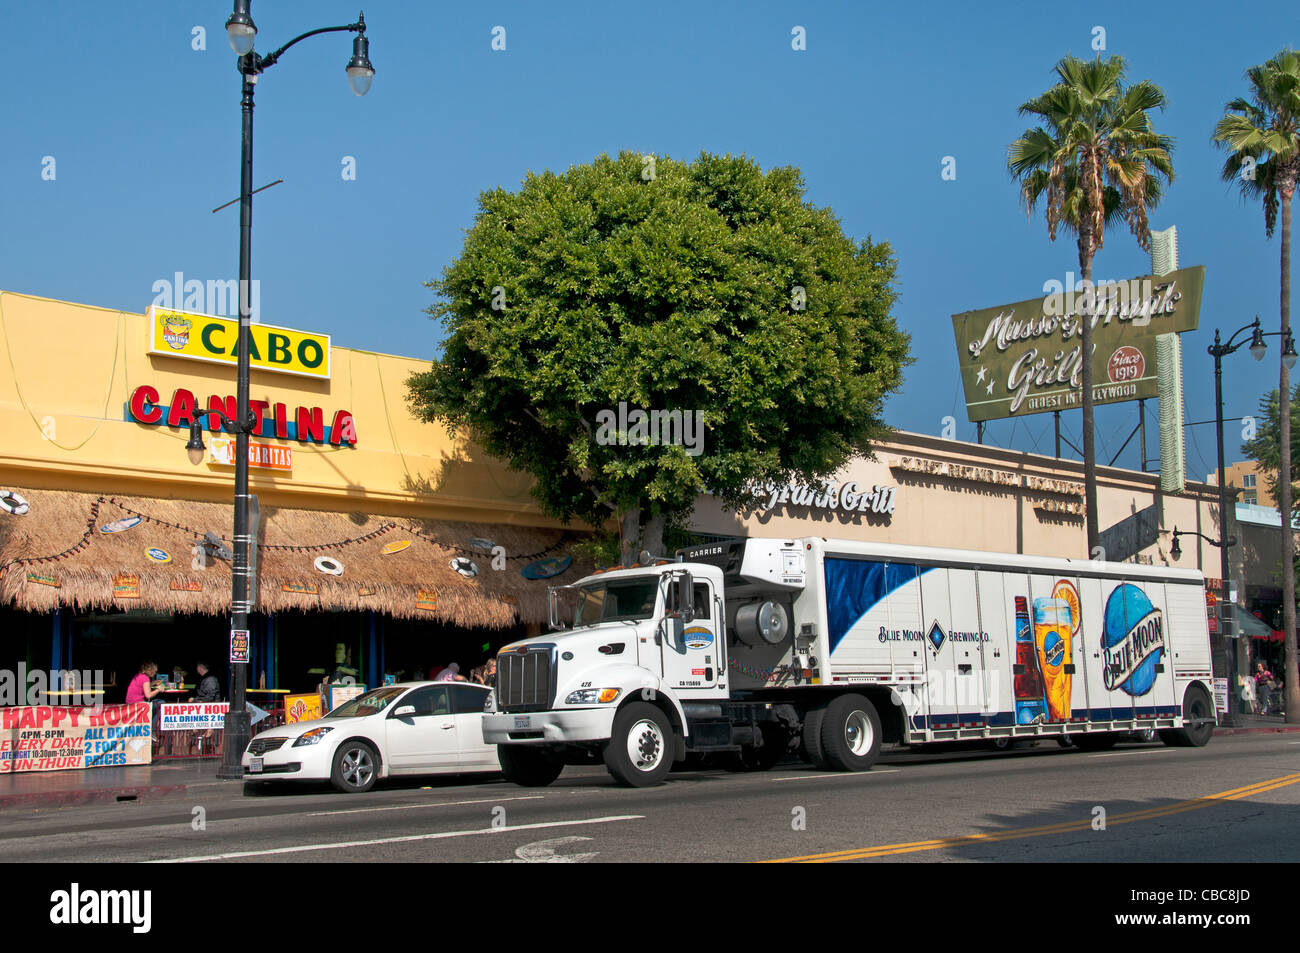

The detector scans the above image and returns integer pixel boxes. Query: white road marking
[484,836,599,863]
[771,769,901,782]
[304,795,541,817]
[149,815,643,863]
[1089,748,1173,758]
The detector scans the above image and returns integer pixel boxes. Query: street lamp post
[1203,318,1297,726]
[192,1,373,781]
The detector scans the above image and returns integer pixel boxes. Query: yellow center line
[760,771,1300,863]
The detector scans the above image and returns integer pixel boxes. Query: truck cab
[481,560,731,786]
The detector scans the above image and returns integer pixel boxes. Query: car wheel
[1133,727,1156,743]
[818,694,882,771]
[330,740,378,793]
[497,744,565,787]
[603,702,674,787]
[988,737,1015,751]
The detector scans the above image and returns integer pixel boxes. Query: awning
[0,487,589,626]
[1228,605,1278,640]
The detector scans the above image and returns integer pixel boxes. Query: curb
[1215,724,1300,736]
[0,783,188,811]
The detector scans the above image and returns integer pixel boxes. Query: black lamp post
[1195,318,1297,725]
[197,1,373,781]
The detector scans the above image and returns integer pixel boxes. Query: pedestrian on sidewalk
[1254,662,1276,714]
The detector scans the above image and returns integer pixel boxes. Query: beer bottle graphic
[1013,596,1047,724]
[1033,598,1073,722]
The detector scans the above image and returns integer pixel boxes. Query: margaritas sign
[951,266,1204,422]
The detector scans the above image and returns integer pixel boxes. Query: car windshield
[324,686,407,718]
[573,578,660,626]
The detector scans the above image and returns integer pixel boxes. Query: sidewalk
[1215,712,1300,736]
[0,759,237,811]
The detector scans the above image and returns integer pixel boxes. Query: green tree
[1215,49,1300,724]
[1008,54,1175,555]
[408,151,910,563]
[1242,385,1300,513]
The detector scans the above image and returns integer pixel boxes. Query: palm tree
[1008,54,1175,556]
[1214,49,1300,724]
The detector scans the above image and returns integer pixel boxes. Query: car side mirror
[392,705,416,718]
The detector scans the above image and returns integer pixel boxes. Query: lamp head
[226,0,257,56]
[346,27,374,96]
[185,420,206,466]
[1170,529,1181,561]
[1249,320,1267,362]
[1284,331,1298,371]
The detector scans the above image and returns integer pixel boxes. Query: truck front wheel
[603,702,674,787]
[819,694,882,771]
[497,744,565,787]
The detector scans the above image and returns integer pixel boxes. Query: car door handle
[441,724,454,729]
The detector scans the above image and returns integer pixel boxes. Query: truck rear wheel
[1160,685,1215,748]
[497,744,565,787]
[603,702,674,787]
[819,694,881,771]
[801,707,826,767]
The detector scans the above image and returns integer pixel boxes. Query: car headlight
[292,726,334,747]
[564,688,621,705]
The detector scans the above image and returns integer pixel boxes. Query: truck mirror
[677,572,695,623]
[669,614,685,645]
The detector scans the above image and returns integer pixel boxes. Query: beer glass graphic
[1033,598,1073,722]
[1013,596,1047,724]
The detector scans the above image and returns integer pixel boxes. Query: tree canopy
[1242,384,1300,514]
[407,151,910,559]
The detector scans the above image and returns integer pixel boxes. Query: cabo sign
[147,307,331,380]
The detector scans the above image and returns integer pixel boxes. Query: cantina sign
[147,307,331,380]
[128,384,357,446]
[950,265,1204,423]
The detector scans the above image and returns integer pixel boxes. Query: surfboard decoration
[315,556,345,576]
[521,555,573,580]
[145,547,172,563]
[449,557,479,578]
[99,516,142,534]
[466,537,496,553]
[0,491,29,515]
[380,539,412,555]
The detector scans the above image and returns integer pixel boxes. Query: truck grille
[495,645,556,712]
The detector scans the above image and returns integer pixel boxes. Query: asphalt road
[2,733,1297,863]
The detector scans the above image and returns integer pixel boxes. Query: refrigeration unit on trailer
[481,537,1215,787]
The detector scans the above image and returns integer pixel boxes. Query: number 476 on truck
[481,537,1216,787]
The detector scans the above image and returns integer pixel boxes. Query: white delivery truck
[481,537,1215,787]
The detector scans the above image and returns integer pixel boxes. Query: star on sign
[976,365,987,384]
[986,380,995,395]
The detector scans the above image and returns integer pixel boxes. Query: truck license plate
[514,716,531,730]
[249,757,263,773]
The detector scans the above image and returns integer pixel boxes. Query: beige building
[1206,460,1272,509]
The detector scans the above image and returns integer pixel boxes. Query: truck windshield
[573,579,660,626]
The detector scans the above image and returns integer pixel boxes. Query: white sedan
[241,682,498,793]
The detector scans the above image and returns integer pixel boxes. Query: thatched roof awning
[0,488,590,627]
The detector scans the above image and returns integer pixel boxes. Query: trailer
[480,537,1215,786]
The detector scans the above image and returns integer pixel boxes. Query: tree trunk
[1080,252,1101,557]
[619,509,640,567]
[1279,188,1297,724]
[641,512,666,562]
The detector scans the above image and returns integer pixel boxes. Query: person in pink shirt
[125,661,163,704]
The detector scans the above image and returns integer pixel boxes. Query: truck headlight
[565,688,622,705]
[292,727,334,747]
[483,692,497,713]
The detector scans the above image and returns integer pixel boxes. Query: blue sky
[3,1,1297,479]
